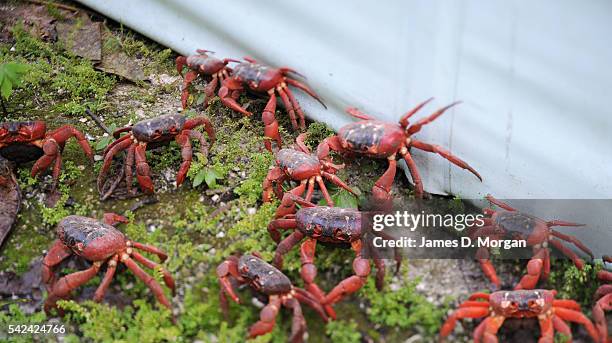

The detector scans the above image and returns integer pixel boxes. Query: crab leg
[551,229,593,258]
[472,317,489,343]
[482,315,506,343]
[31,139,59,178]
[50,153,62,191]
[554,306,600,342]
[552,315,573,342]
[293,287,329,322]
[175,132,193,187]
[248,295,281,340]
[125,144,136,195]
[181,70,199,109]
[410,139,482,181]
[202,74,218,108]
[274,182,307,218]
[439,306,490,340]
[372,156,397,202]
[98,138,132,189]
[398,97,434,127]
[346,107,374,120]
[44,262,101,313]
[475,246,501,289]
[515,248,547,290]
[263,167,284,203]
[130,241,168,262]
[283,297,306,343]
[299,238,337,319]
[549,238,585,269]
[277,86,299,130]
[131,251,175,295]
[134,143,154,194]
[272,230,303,266]
[304,178,315,202]
[316,176,334,206]
[268,219,299,244]
[216,257,242,304]
[47,125,93,159]
[102,133,131,156]
[262,90,282,152]
[316,135,343,161]
[485,195,517,211]
[324,240,371,305]
[321,171,356,195]
[284,87,306,129]
[537,314,554,342]
[406,101,460,135]
[285,78,326,109]
[553,299,582,311]
[399,146,425,197]
[184,116,216,146]
[122,255,172,310]
[41,240,72,287]
[218,79,251,116]
[593,293,611,343]
[93,255,119,302]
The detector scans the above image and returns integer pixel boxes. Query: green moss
[304,122,335,150]
[2,24,116,117]
[325,320,362,343]
[546,260,602,308]
[0,304,47,343]
[359,270,447,337]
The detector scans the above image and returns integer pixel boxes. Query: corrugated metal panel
[76,0,611,255]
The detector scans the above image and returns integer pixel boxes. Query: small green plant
[360,274,446,336]
[546,260,602,307]
[0,62,29,114]
[325,319,362,343]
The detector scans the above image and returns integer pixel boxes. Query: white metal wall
[77,0,612,255]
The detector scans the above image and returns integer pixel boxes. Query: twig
[85,108,111,135]
[25,0,80,13]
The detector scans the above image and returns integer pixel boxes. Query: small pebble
[211,194,220,202]
[247,208,256,215]
[216,231,225,238]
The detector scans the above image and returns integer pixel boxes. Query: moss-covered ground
[0,2,605,342]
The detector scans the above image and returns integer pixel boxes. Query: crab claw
[217,260,241,304]
[103,213,129,226]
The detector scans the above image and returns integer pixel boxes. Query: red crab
[176,49,239,109]
[473,195,593,290]
[439,289,600,342]
[42,214,175,313]
[218,57,326,151]
[269,193,399,318]
[0,121,93,191]
[217,253,329,343]
[594,255,611,343]
[263,133,357,206]
[316,98,481,200]
[97,114,215,196]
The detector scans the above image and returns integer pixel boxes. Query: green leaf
[1,79,12,100]
[5,62,29,74]
[95,136,113,150]
[204,168,222,188]
[192,169,206,188]
[196,93,205,105]
[318,188,360,208]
